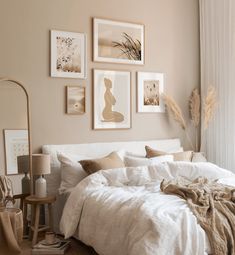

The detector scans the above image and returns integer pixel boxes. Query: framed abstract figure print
[93,69,131,130]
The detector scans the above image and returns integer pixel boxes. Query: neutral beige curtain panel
[199,0,235,171]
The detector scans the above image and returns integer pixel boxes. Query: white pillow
[124,155,174,167]
[57,152,90,194]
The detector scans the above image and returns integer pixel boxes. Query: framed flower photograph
[51,30,87,79]
[93,18,144,65]
[137,72,165,113]
[93,69,131,130]
[66,86,85,114]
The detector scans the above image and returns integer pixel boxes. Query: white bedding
[60,162,235,255]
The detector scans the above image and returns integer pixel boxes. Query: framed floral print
[51,30,87,79]
[137,72,165,113]
[93,69,131,130]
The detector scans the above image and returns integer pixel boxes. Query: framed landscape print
[93,18,144,65]
[51,30,87,79]
[4,129,29,175]
[93,69,131,130]
[66,86,85,114]
[137,72,165,113]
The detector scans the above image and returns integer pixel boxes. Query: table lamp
[17,155,30,194]
[32,154,51,198]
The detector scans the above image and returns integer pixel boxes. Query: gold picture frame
[66,86,86,115]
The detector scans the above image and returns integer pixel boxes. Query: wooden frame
[93,69,132,130]
[66,86,86,114]
[93,18,144,65]
[51,30,87,79]
[137,72,165,113]
[0,78,33,193]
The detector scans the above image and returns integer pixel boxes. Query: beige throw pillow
[79,152,125,175]
[145,146,193,162]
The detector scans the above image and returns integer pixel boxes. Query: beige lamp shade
[17,155,30,174]
[32,154,51,175]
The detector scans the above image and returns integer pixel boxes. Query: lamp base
[22,173,30,194]
[35,176,47,198]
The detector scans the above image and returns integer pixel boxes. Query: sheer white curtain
[199,0,235,171]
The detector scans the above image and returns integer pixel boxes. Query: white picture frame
[51,30,87,79]
[4,129,29,175]
[137,72,165,113]
[93,18,144,65]
[93,69,131,130]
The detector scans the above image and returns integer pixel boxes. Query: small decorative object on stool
[32,154,51,198]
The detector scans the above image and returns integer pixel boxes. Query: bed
[42,139,235,255]
[42,139,182,233]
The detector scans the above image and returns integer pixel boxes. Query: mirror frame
[0,77,33,195]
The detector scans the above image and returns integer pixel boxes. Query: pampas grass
[162,93,194,150]
[163,86,217,152]
[189,89,200,151]
[203,86,217,130]
[189,89,200,127]
[162,94,186,130]
[112,33,141,60]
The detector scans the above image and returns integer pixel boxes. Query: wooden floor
[20,237,98,255]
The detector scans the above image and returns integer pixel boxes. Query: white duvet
[60,162,235,255]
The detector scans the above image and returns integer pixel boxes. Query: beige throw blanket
[0,210,23,254]
[161,177,235,255]
[0,175,14,207]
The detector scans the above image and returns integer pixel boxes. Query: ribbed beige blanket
[161,177,235,255]
[0,209,23,254]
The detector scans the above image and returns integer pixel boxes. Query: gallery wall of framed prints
[50,16,164,131]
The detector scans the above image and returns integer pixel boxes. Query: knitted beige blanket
[0,209,23,254]
[0,175,13,207]
[161,177,235,255]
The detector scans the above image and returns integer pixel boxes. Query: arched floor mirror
[0,77,33,196]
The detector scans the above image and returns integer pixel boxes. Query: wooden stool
[13,193,30,211]
[24,195,56,246]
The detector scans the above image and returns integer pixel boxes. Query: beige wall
[0,0,199,175]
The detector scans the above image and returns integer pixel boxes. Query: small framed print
[51,30,87,79]
[66,86,85,114]
[93,18,144,65]
[93,69,131,130]
[137,72,165,113]
[3,129,29,175]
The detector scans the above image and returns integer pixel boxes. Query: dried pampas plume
[162,93,194,150]
[162,94,186,130]
[189,88,200,151]
[203,86,217,130]
[189,88,200,127]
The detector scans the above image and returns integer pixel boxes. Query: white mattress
[42,138,182,233]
